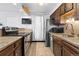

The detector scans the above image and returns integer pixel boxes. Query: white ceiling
[22,3,59,16]
[0,3,61,16]
[0,3,28,17]
[0,3,20,12]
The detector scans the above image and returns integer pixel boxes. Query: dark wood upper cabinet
[50,11,56,25]
[76,3,79,16]
[50,7,61,25]
[65,3,74,12]
[55,8,61,25]
[50,3,76,25]
[60,4,65,15]
[60,3,74,15]
[75,3,79,20]
[57,8,61,23]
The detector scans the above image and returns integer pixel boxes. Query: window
[22,18,32,24]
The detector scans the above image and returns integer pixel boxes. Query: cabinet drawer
[15,46,22,56]
[62,46,75,56]
[54,40,62,44]
[53,36,62,45]
[0,44,14,56]
[53,42,62,56]
[15,39,21,48]
[8,52,14,56]
[63,41,79,55]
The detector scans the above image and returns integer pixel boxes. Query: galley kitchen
[0,3,79,56]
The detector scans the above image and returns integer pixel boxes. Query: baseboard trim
[32,41,45,42]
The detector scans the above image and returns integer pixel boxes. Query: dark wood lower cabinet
[15,47,22,56]
[53,35,79,56]
[23,33,32,56]
[62,46,74,56]
[53,42,62,56]
[14,39,22,56]
[0,32,32,56]
[0,38,23,56]
[8,52,14,56]
[62,41,79,56]
[53,36,62,56]
[0,44,14,56]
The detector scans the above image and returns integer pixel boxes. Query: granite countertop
[0,36,22,51]
[49,32,79,48]
[0,29,32,51]
[18,29,32,36]
[18,28,32,33]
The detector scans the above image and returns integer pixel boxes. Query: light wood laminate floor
[26,42,54,56]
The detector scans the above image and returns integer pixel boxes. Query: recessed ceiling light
[13,3,17,5]
[66,20,70,23]
[39,3,44,6]
[39,3,47,6]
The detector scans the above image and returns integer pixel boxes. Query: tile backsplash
[64,21,79,35]
[73,21,79,35]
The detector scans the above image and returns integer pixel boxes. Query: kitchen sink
[62,33,74,37]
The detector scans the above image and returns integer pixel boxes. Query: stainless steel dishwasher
[49,34,53,52]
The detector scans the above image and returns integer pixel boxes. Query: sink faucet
[65,23,74,35]
[70,24,74,35]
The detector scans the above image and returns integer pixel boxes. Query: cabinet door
[14,39,22,56]
[0,44,14,56]
[15,46,22,56]
[53,11,57,25]
[54,12,57,25]
[76,3,79,15]
[62,41,79,56]
[15,39,22,48]
[8,52,14,56]
[65,3,74,12]
[62,46,74,56]
[50,14,55,25]
[50,8,60,25]
[60,4,65,15]
[53,39,62,56]
[56,8,60,24]
[75,3,79,20]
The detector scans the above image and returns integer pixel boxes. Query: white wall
[19,16,32,29]
[0,15,32,29]
[0,16,7,26]
[0,3,32,29]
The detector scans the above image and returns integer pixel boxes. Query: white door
[32,16,44,41]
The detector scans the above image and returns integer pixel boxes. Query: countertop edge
[0,37,22,52]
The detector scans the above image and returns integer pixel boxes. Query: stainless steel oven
[23,33,31,55]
